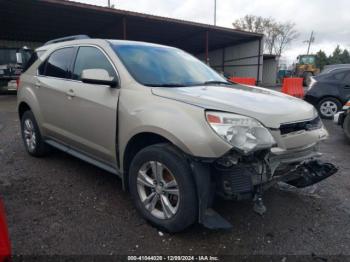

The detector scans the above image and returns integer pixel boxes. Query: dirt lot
[1,93,350,258]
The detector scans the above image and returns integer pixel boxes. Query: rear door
[63,46,119,164]
[35,47,76,143]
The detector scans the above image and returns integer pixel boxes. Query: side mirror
[81,69,118,88]
[16,53,23,64]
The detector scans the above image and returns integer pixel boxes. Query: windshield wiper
[203,80,233,86]
[144,83,186,87]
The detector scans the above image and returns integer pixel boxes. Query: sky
[75,0,350,64]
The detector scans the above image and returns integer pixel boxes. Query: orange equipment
[281,78,304,98]
[229,77,256,86]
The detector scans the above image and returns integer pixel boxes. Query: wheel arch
[317,95,342,105]
[18,102,31,119]
[121,131,189,191]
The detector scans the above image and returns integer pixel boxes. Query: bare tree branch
[233,15,299,56]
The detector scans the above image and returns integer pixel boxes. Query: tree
[232,15,269,34]
[315,47,350,69]
[340,49,350,64]
[273,22,299,56]
[232,15,299,56]
[315,50,328,70]
[329,45,343,64]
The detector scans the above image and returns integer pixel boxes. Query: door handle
[34,81,41,88]
[345,85,350,88]
[66,89,75,98]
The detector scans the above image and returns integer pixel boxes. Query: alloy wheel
[320,100,338,117]
[23,119,37,152]
[136,161,180,219]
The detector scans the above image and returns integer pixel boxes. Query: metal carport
[0,0,264,82]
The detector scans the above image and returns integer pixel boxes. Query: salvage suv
[17,36,337,232]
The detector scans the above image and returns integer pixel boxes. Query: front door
[63,46,119,165]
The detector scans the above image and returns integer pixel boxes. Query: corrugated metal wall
[0,40,43,49]
[262,58,278,86]
[197,39,263,83]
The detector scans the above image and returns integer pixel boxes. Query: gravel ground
[1,94,350,258]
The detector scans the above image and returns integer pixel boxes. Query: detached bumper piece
[191,161,232,230]
[286,160,338,188]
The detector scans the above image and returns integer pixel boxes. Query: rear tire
[20,111,49,157]
[128,143,197,232]
[317,97,342,119]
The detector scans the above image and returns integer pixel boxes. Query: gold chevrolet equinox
[17,36,337,232]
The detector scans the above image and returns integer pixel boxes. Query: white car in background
[334,100,350,141]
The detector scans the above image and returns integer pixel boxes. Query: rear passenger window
[72,46,116,80]
[44,47,75,79]
[326,71,346,81]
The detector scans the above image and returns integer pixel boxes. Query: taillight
[16,78,20,90]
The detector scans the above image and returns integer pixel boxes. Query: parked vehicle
[17,36,337,232]
[304,68,350,119]
[0,199,11,262]
[0,47,33,92]
[321,64,350,75]
[334,100,350,141]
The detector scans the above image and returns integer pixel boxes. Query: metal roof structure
[1,0,263,54]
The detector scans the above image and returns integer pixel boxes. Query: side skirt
[45,139,122,178]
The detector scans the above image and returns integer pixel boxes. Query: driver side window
[72,46,116,80]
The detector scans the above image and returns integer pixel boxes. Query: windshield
[299,56,315,65]
[111,43,228,87]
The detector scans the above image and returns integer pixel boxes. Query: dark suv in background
[0,47,33,92]
[304,68,350,119]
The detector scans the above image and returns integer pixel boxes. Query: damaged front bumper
[213,144,337,200]
[191,144,338,230]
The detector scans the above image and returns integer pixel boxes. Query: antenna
[214,0,217,26]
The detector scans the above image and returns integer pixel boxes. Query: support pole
[205,31,209,65]
[123,17,127,40]
[306,31,314,55]
[214,0,217,26]
[257,38,262,84]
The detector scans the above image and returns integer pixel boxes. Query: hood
[151,84,317,128]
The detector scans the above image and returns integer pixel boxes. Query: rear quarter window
[40,47,75,79]
[23,52,39,72]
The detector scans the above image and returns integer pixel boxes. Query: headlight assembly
[206,111,276,154]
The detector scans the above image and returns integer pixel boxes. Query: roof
[36,38,180,52]
[263,54,279,60]
[0,0,263,54]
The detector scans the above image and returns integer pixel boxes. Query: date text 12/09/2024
[127,256,219,261]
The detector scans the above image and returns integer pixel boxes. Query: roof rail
[44,35,90,46]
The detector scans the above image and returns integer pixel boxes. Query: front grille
[280,116,322,135]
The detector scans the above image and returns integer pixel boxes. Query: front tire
[317,97,342,119]
[20,111,49,157]
[128,143,197,232]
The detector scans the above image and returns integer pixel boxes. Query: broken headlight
[206,111,276,154]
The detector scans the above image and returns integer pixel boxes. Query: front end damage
[191,127,338,230]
